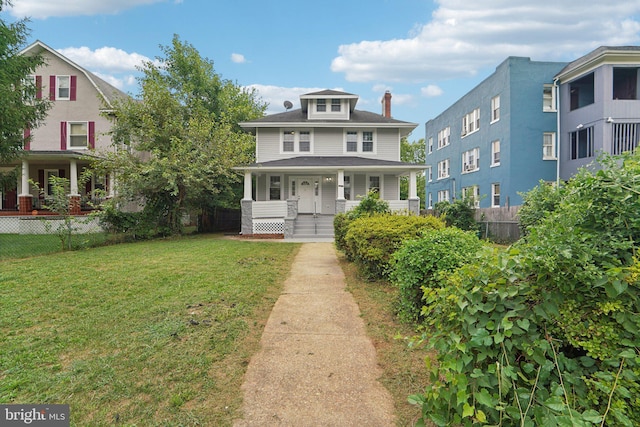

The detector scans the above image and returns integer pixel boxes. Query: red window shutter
[49,75,56,100]
[70,75,77,101]
[38,169,45,188]
[59,169,65,179]
[35,76,42,99]
[88,121,95,148]
[23,128,31,150]
[60,121,67,150]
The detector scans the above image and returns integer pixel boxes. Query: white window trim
[461,148,480,173]
[543,84,557,112]
[491,95,500,124]
[343,129,377,154]
[491,183,501,208]
[267,174,284,201]
[427,166,433,182]
[280,129,314,154]
[68,121,89,150]
[342,173,354,200]
[461,108,480,137]
[366,174,383,198]
[437,189,450,203]
[462,185,481,208]
[428,137,433,154]
[543,132,556,160]
[56,75,70,101]
[427,192,433,209]
[437,158,450,180]
[437,127,450,149]
[491,140,501,167]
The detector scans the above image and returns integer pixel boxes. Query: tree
[400,137,426,208]
[0,0,50,162]
[92,35,266,236]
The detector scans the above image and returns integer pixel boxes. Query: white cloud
[231,53,247,64]
[421,85,443,97]
[57,46,153,73]
[247,85,342,115]
[8,0,166,19]
[331,0,640,83]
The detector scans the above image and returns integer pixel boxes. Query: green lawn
[0,235,300,426]
[0,233,113,260]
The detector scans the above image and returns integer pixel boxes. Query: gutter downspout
[554,77,561,185]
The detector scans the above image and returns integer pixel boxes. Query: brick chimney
[381,91,392,118]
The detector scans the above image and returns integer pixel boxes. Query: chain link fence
[0,215,109,260]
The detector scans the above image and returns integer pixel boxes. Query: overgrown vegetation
[517,180,563,236]
[433,197,478,231]
[410,152,640,426]
[334,190,390,252]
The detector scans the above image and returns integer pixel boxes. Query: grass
[0,233,113,260]
[0,235,300,426]
[339,254,435,427]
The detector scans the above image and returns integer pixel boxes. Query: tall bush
[433,197,478,231]
[390,227,484,323]
[412,152,640,426]
[344,214,444,280]
[517,180,563,236]
[334,190,390,253]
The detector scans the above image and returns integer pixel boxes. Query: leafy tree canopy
[400,137,426,208]
[0,0,50,163]
[93,35,266,236]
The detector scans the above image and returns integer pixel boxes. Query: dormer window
[331,99,341,112]
[317,99,326,112]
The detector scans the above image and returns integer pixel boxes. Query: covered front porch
[235,157,424,238]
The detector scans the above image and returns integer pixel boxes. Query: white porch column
[20,160,29,195]
[337,169,345,200]
[69,159,79,195]
[108,172,115,197]
[243,171,253,200]
[409,171,417,199]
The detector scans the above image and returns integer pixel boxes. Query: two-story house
[425,57,568,210]
[0,40,128,215]
[556,46,640,180]
[236,90,422,239]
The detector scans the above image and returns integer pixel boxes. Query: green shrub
[411,152,640,426]
[390,227,484,323]
[334,190,390,254]
[344,214,444,280]
[433,197,478,231]
[518,180,563,236]
[97,201,153,240]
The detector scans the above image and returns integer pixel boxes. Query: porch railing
[252,201,287,234]
[346,200,409,212]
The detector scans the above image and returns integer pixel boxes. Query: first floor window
[462,185,480,208]
[269,175,281,200]
[428,192,433,209]
[491,183,501,207]
[570,126,594,160]
[344,175,351,200]
[543,132,556,159]
[491,140,501,165]
[437,189,450,203]
[368,175,380,194]
[437,159,450,179]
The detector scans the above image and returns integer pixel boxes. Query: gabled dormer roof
[555,46,640,83]
[300,90,359,113]
[19,40,131,109]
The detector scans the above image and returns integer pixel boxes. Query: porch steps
[292,214,335,239]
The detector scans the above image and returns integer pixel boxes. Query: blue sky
[5,0,640,141]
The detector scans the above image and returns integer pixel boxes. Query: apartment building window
[427,166,433,182]
[491,96,500,123]
[437,127,450,149]
[437,190,450,203]
[299,131,310,152]
[462,185,480,208]
[269,175,282,200]
[613,67,639,100]
[570,126,594,159]
[612,123,640,154]
[362,131,374,152]
[543,132,556,159]
[462,108,480,136]
[491,140,500,166]
[331,98,341,112]
[428,192,433,209]
[543,84,556,111]
[428,137,433,154]
[491,183,501,207]
[316,99,326,112]
[570,73,594,111]
[437,159,450,179]
[462,148,480,173]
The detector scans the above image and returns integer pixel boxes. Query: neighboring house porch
[236,156,423,238]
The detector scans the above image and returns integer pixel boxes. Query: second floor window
[362,131,373,152]
[543,132,556,159]
[437,158,450,179]
[282,130,312,153]
[492,183,501,207]
[491,140,501,166]
[299,131,310,152]
[69,122,88,148]
[346,131,358,152]
[462,148,479,172]
[283,132,294,152]
[344,130,375,153]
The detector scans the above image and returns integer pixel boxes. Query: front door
[297,177,319,214]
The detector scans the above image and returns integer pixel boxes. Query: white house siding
[255,129,281,162]
[321,179,336,213]
[383,174,399,200]
[373,128,400,161]
[314,128,344,155]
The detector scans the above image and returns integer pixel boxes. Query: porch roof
[3,150,100,166]
[235,156,426,173]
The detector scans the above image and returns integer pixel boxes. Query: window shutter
[35,76,42,99]
[59,169,65,179]
[49,75,56,100]
[70,75,77,101]
[88,121,95,148]
[23,128,31,150]
[60,121,67,150]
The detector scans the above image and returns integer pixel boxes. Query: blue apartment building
[425,57,568,209]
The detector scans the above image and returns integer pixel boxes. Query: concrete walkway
[234,242,395,426]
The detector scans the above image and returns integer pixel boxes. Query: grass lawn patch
[340,254,435,427]
[0,232,114,260]
[0,235,300,426]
